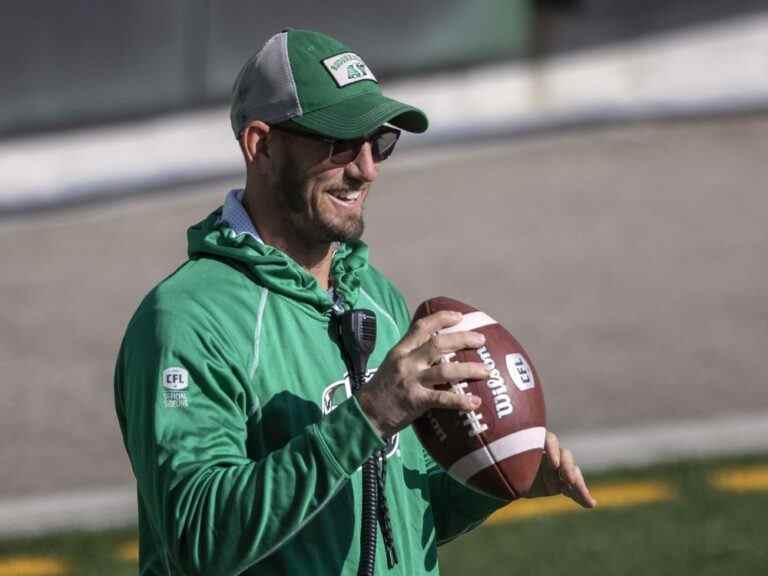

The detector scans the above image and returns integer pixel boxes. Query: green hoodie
[114,207,504,575]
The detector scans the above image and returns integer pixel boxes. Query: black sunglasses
[270,123,401,165]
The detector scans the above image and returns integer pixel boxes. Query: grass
[1,454,766,575]
[0,528,137,576]
[439,454,768,576]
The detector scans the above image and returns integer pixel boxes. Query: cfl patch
[322,52,377,88]
[163,367,189,408]
[163,367,189,390]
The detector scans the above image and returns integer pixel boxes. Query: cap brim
[290,92,428,139]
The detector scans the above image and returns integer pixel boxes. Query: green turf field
[2,454,766,576]
[440,454,768,576]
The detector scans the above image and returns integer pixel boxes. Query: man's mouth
[327,189,363,206]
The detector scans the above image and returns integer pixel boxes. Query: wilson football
[412,296,546,501]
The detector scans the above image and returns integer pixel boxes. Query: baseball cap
[230,29,428,140]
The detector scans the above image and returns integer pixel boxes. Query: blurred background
[1,1,767,574]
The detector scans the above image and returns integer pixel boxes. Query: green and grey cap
[230,29,428,139]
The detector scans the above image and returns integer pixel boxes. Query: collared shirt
[221,189,263,242]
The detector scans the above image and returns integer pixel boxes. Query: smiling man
[114,29,595,576]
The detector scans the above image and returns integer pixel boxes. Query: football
[412,296,546,501]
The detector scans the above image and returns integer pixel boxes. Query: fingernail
[471,332,486,345]
[471,395,482,408]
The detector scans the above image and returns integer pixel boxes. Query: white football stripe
[448,427,547,482]
[447,443,495,483]
[440,311,497,334]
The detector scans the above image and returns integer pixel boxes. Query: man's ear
[240,121,272,170]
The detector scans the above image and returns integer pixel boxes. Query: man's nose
[345,141,378,183]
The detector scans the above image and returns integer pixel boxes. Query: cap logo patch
[322,52,377,88]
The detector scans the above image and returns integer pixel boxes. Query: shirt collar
[221,189,263,243]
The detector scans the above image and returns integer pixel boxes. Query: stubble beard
[274,158,365,245]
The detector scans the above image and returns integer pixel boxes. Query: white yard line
[559,411,768,472]
[0,485,137,538]
[1,411,767,537]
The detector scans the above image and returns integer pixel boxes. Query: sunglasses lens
[372,131,399,162]
[328,129,401,164]
[329,140,361,165]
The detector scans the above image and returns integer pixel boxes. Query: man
[114,29,595,576]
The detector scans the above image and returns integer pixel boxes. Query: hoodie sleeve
[422,450,507,545]
[114,309,384,575]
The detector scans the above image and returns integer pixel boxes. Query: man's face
[269,131,378,246]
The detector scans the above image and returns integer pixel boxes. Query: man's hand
[526,431,597,508]
[356,311,489,439]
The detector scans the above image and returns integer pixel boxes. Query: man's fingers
[544,430,561,470]
[557,448,597,508]
[410,330,486,367]
[573,467,597,508]
[562,465,597,508]
[558,448,576,483]
[421,388,481,413]
[420,361,489,387]
[399,311,463,354]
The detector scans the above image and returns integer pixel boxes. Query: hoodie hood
[187,208,369,315]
